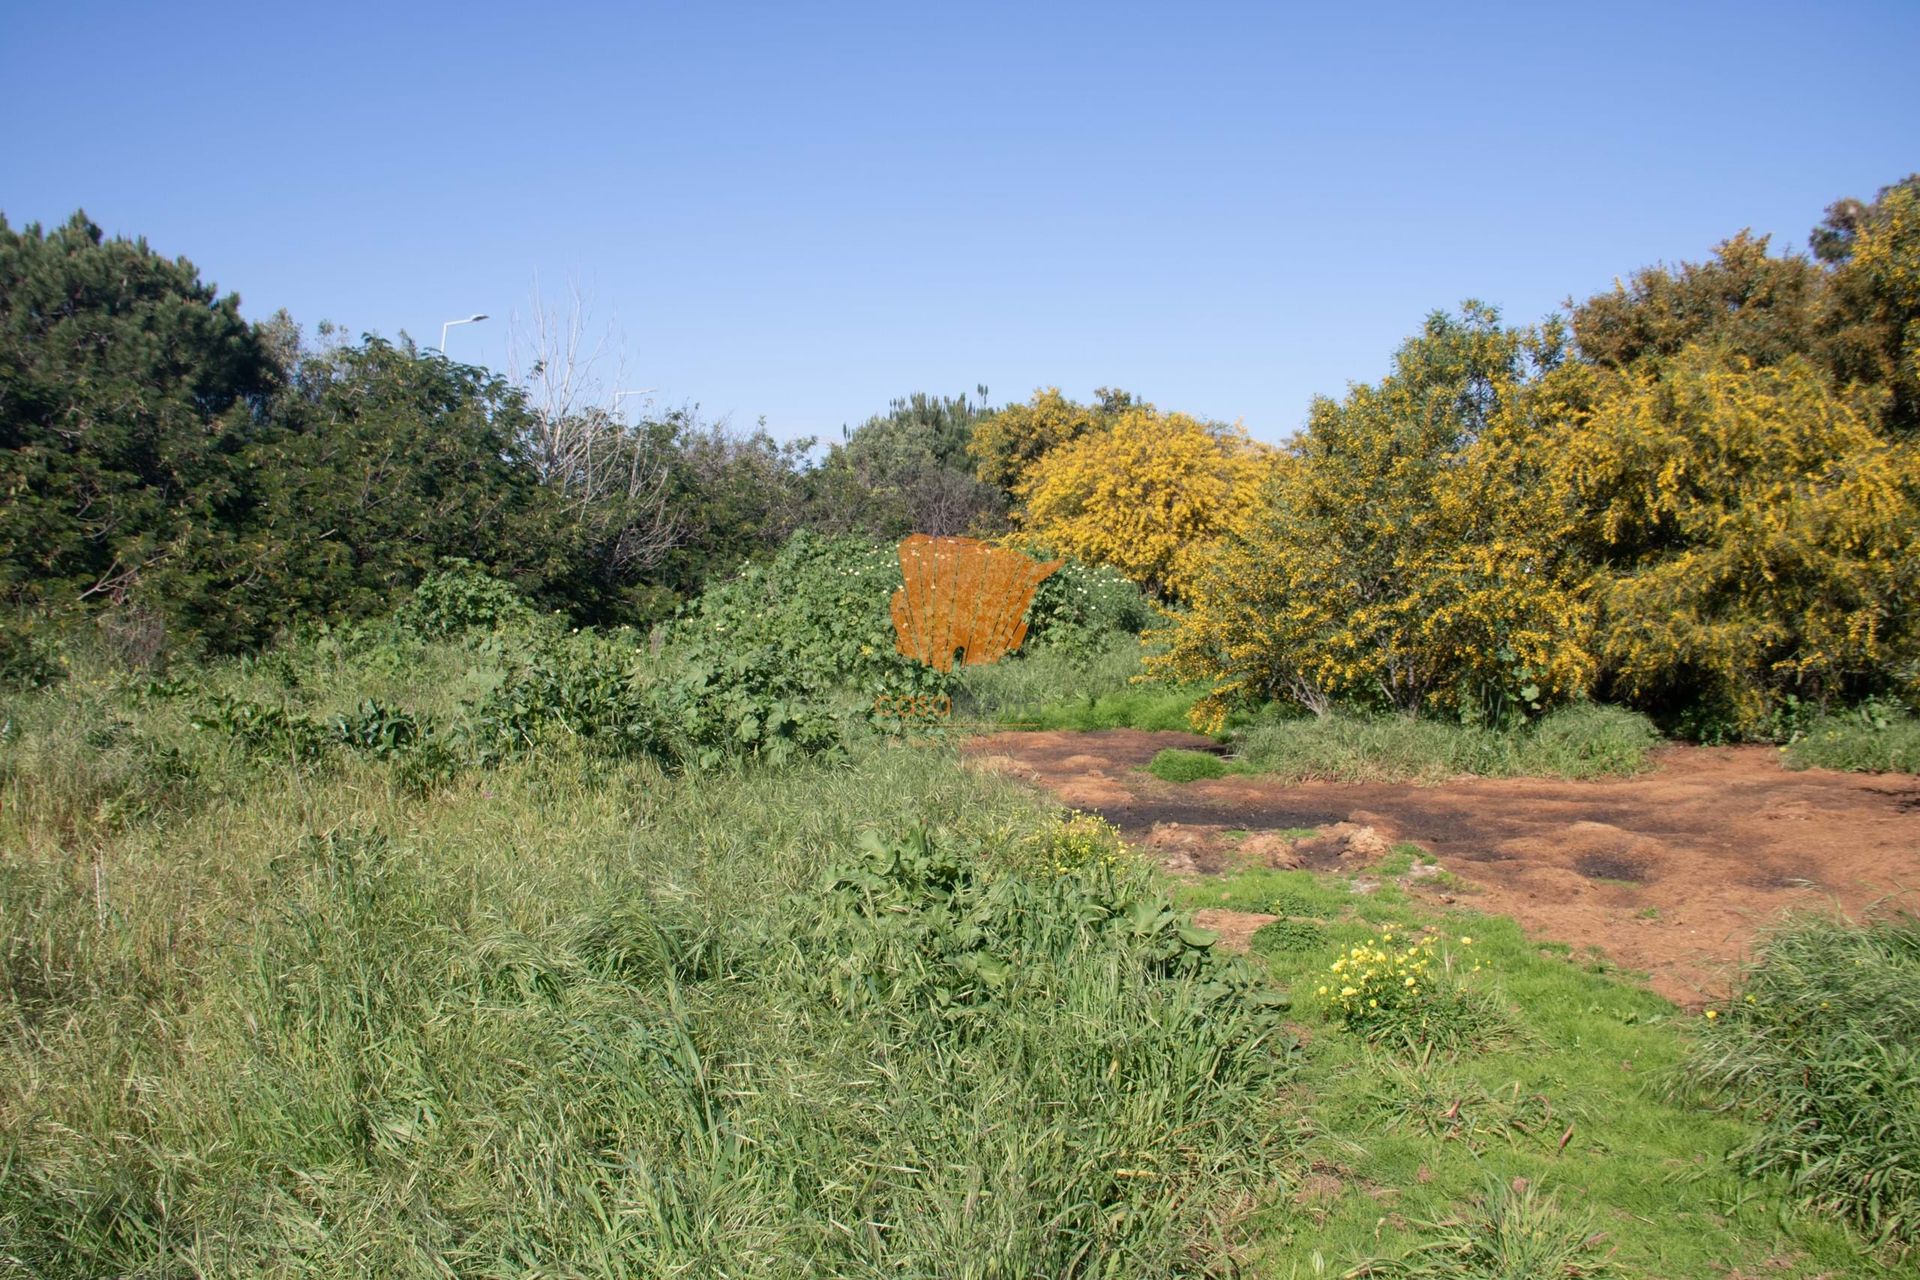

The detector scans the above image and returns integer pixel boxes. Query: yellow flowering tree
[1009,405,1274,600]
[1153,305,1595,728]
[1817,174,1920,438]
[965,386,1136,496]
[1552,348,1920,737]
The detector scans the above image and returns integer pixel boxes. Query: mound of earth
[962,729,1920,1004]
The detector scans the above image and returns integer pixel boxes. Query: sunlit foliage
[1010,404,1274,600]
[966,386,1136,495]
[1553,349,1920,738]
[1153,305,1594,728]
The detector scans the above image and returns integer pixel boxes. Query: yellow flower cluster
[1316,932,1479,1025]
[1318,932,1435,1019]
[1038,810,1126,876]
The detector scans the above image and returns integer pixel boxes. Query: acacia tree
[1010,403,1273,600]
[966,386,1136,497]
[1552,349,1920,737]
[1814,174,1920,437]
[1570,231,1826,373]
[1153,305,1594,727]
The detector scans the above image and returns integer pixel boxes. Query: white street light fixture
[439,313,489,353]
[611,388,658,420]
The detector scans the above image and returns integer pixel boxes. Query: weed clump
[1251,918,1327,955]
[1783,704,1920,774]
[1688,912,1920,1253]
[1319,932,1506,1051]
[1349,1176,1614,1277]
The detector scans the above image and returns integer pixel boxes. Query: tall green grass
[1231,703,1661,783]
[1783,711,1920,774]
[1687,913,1920,1255]
[1,653,1298,1276]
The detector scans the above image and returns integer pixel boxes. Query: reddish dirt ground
[962,729,1920,1005]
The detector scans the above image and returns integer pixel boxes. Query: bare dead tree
[506,280,680,577]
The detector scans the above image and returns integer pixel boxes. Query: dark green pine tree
[0,211,278,647]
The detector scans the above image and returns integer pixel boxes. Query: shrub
[470,630,667,764]
[0,614,65,691]
[1250,918,1326,955]
[1011,809,1129,876]
[1784,703,1920,773]
[1559,352,1920,739]
[1150,307,1594,730]
[1688,913,1920,1252]
[1011,407,1275,600]
[674,531,950,723]
[658,645,847,769]
[1023,558,1153,659]
[801,823,1289,1031]
[394,561,534,639]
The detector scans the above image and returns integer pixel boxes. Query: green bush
[1250,918,1326,955]
[675,531,950,723]
[1023,558,1153,659]
[1689,913,1920,1252]
[394,561,536,639]
[0,614,65,692]
[1784,703,1920,773]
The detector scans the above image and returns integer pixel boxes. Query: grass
[1,638,1302,1278]
[1147,746,1232,781]
[1232,703,1662,783]
[1172,863,1898,1277]
[1685,912,1920,1256]
[1783,710,1920,774]
[0,627,1907,1276]
[954,635,1237,734]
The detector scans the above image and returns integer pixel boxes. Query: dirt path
[963,729,1920,1004]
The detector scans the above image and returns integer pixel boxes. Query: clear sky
[4,1,1917,445]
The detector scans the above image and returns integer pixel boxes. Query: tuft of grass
[1251,918,1328,955]
[1146,747,1233,782]
[1686,912,1920,1255]
[1346,1176,1614,1277]
[1232,704,1660,784]
[1783,711,1920,774]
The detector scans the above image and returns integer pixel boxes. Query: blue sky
[4,1,1916,445]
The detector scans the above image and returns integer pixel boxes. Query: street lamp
[611,388,658,420]
[439,313,489,353]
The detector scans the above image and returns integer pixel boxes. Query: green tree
[0,211,279,645]
[806,389,1005,538]
[650,416,814,603]
[229,335,565,640]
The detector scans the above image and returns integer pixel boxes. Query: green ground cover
[1,591,1911,1276]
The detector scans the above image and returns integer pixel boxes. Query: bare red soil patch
[963,729,1920,1004]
